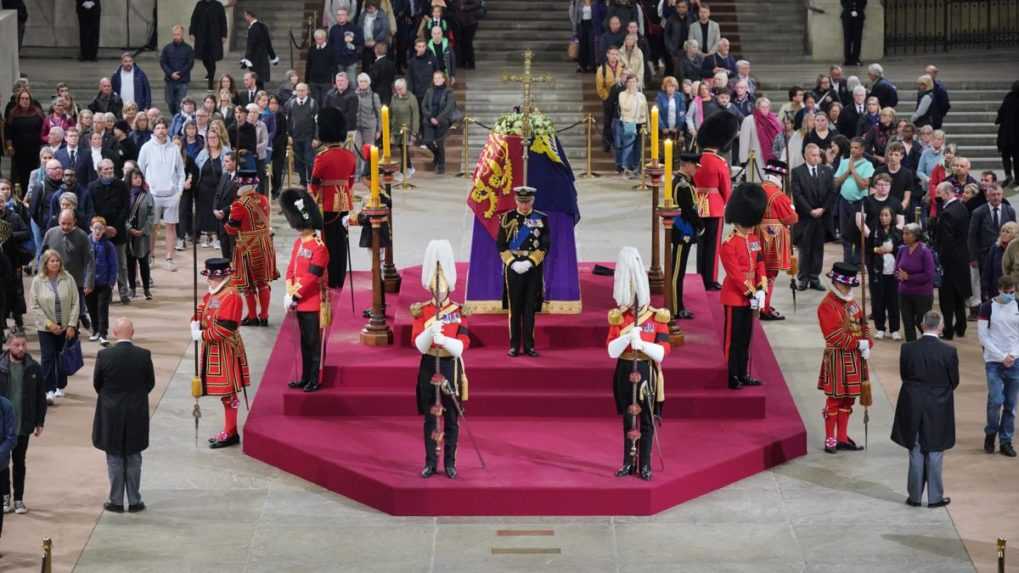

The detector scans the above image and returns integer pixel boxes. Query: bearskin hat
[317,107,347,144]
[724,182,768,228]
[280,187,324,231]
[696,111,741,152]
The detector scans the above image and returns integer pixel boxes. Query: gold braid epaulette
[608,308,623,325]
[410,302,426,318]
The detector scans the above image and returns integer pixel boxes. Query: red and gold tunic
[817,291,873,397]
[758,180,799,274]
[411,300,471,414]
[309,145,356,214]
[285,234,330,313]
[719,229,767,307]
[225,191,279,291]
[607,306,672,412]
[692,150,732,218]
[194,285,251,396]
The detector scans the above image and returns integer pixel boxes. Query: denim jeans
[37,330,67,392]
[985,361,1019,443]
[614,120,638,171]
[164,81,188,115]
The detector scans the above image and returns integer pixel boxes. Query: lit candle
[370,145,380,207]
[650,105,660,164]
[663,138,673,207]
[380,105,391,161]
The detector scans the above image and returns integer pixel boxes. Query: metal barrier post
[456,117,471,178]
[578,113,601,179]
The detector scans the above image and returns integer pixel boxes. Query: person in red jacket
[308,107,357,289]
[758,159,800,320]
[606,246,671,481]
[191,257,251,449]
[411,240,471,479]
[720,183,768,390]
[281,187,330,393]
[817,261,873,453]
[224,172,278,325]
[694,111,740,291]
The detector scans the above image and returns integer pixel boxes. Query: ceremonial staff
[786,136,798,312]
[858,199,872,448]
[190,165,202,446]
[428,262,445,463]
[626,291,643,472]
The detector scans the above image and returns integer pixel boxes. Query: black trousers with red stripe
[723,305,754,383]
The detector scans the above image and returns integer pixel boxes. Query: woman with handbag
[30,249,80,404]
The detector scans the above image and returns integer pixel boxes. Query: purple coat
[895,242,936,296]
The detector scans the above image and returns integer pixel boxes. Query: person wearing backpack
[978,275,1019,458]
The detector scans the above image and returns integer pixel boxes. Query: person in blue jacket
[0,395,17,539]
[110,53,152,113]
[85,216,119,346]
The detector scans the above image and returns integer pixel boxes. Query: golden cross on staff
[502,49,553,186]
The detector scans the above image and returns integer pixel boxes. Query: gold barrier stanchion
[578,113,600,179]
[998,538,1007,573]
[456,117,471,178]
[42,537,53,573]
[399,125,416,190]
[632,125,648,190]
[286,137,295,188]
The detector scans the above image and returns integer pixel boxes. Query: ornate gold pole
[998,538,1007,573]
[42,538,53,573]
[380,159,401,293]
[646,161,665,295]
[399,125,416,190]
[360,195,393,346]
[578,113,600,179]
[286,137,295,187]
[632,126,648,190]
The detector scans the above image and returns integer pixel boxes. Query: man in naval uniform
[497,187,550,357]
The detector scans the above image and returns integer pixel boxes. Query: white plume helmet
[612,247,650,308]
[421,239,457,294]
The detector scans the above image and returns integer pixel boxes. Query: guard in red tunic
[720,183,768,390]
[606,247,671,481]
[758,159,799,321]
[817,261,872,453]
[191,258,251,449]
[411,240,471,479]
[224,171,279,326]
[694,111,740,291]
[281,187,330,393]
[308,107,357,289]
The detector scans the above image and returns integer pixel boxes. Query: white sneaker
[874,330,885,340]
[162,259,177,272]
[175,239,185,251]
[99,336,109,347]
[54,388,64,398]
[407,167,416,178]
[14,500,27,514]
[199,237,210,248]
[891,331,902,341]
[3,495,10,513]
[212,239,221,249]
[89,332,100,342]
[45,391,55,405]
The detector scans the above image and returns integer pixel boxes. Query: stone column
[0,11,21,105]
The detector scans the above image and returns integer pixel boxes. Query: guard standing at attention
[497,187,550,357]
[670,152,705,319]
[412,240,471,479]
[720,183,768,390]
[281,187,330,393]
[606,247,671,481]
[224,171,278,326]
[191,258,251,449]
[694,111,740,291]
[308,107,357,289]
[841,0,867,66]
[758,159,799,321]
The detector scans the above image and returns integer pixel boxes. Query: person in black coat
[840,0,865,66]
[305,30,336,106]
[0,195,31,331]
[892,310,958,508]
[92,318,154,513]
[213,151,238,259]
[968,183,1016,297]
[89,162,131,302]
[934,183,972,339]
[996,80,1019,189]
[792,144,836,290]
[369,42,397,106]
[406,39,439,108]
[0,334,45,514]
[241,9,278,89]
[189,0,229,89]
[76,0,101,61]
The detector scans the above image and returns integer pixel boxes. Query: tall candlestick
[380,105,391,161]
[650,105,659,164]
[370,145,380,207]
[663,138,673,207]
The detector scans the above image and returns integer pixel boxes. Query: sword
[345,221,355,316]
[644,388,666,472]
[441,378,487,469]
[790,277,797,313]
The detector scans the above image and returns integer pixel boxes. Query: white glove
[510,260,532,274]
[82,1,95,8]
[749,296,760,311]
[190,321,202,342]
[857,339,869,353]
[342,214,351,229]
[283,294,294,313]
[433,331,447,345]
[628,327,644,350]
[240,58,253,69]
[861,346,871,361]
[271,57,280,65]
[429,321,444,336]
[754,290,766,311]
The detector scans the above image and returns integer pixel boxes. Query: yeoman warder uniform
[758,159,799,321]
[224,171,279,326]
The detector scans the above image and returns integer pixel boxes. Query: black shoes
[421,465,436,478]
[639,465,652,481]
[985,433,996,453]
[809,281,825,291]
[928,497,951,508]
[728,377,743,390]
[524,348,539,357]
[507,348,520,357]
[615,464,635,477]
[103,502,124,513]
[741,376,763,387]
[288,380,307,389]
[128,502,146,513]
[759,309,785,321]
[445,465,457,479]
[209,433,240,449]
[704,282,722,291]
[797,281,809,291]
[836,438,864,451]
[905,499,922,507]
[824,444,837,454]
[241,317,259,327]
[303,382,320,393]
[676,309,694,320]
[259,318,269,327]
[1001,442,1017,457]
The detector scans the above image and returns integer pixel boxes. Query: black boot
[615,463,635,477]
[287,379,307,389]
[741,376,763,387]
[420,465,436,478]
[728,377,743,390]
[639,465,652,481]
[209,433,240,449]
[1001,442,1017,457]
[444,465,457,479]
[985,433,996,454]
[303,381,320,393]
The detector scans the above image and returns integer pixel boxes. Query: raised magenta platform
[243,263,806,516]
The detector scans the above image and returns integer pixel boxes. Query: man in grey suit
[92,318,155,513]
[892,311,958,508]
[688,4,721,55]
[792,144,836,290]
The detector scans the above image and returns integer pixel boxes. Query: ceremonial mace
[626,291,643,472]
[429,263,446,463]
